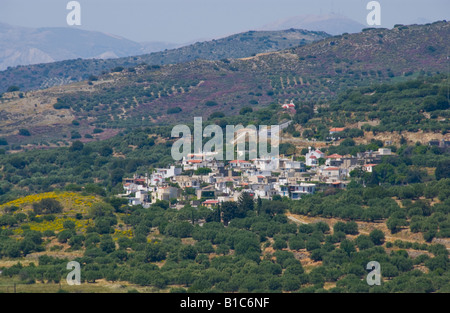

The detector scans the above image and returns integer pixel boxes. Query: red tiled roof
[330,127,345,132]
[203,200,219,204]
[324,167,340,170]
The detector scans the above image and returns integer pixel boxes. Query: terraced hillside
[0,29,330,92]
[0,22,449,147]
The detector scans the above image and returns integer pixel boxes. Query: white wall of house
[253,157,279,171]
[378,148,392,156]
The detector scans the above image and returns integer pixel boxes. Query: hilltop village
[119,128,393,209]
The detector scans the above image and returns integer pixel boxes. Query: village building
[281,100,295,109]
[363,164,378,173]
[329,127,345,135]
[151,186,180,202]
[305,147,325,167]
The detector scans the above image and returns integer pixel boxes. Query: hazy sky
[0,0,449,43]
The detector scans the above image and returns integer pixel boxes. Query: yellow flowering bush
[0,191,100,236]
[114,229,133,239]
[0,191,100,215]
[26,217,89,233]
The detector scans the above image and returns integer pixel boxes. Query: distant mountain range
[0,22,182,71]
[260,14,366,35]
[0,13,367,76]
[0,28,330,92]
[0,13,364,72]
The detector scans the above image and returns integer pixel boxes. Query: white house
[281,100,295,109]
[273,182,316,200]
[242,169,272,179]
[182,152,218,170]
[123,182,149,195]
[228,160,253,170]
[325,154,343,165]
[250,183,274,199]
[155,166,182,179]
[253,157,279,171]
[377,148,392,156]
[305,147,325,167]
[175,175,201,189]
[151,186,180,202]
[148,172,166,186]
[363,164,378,173]
[215,177,238,194]
[319,167,348,183]
[321,166,341,177]
[280,158,304,171]
[127,190,151,207]
[289,183,316,199]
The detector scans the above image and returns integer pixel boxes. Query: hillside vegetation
[0,29,329,92]
[289,74,450,142]
[0,22,448,147]
[0,187,448,293]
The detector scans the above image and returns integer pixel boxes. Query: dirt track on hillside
[285,212,450,250]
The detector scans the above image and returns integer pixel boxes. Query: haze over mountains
[260,13,366,35]
[0,22,182,71]
[0,14,366,71]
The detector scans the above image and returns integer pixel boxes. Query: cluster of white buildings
[119,145,392,208]
[120,153,316,208]
[304,146,393,185]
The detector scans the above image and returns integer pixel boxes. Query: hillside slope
[0,21,449,146]
[0,29,330,92]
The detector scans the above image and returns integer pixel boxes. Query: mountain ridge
[0,22,152,71]
[260,13,366,35]
[0,28,330,93]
